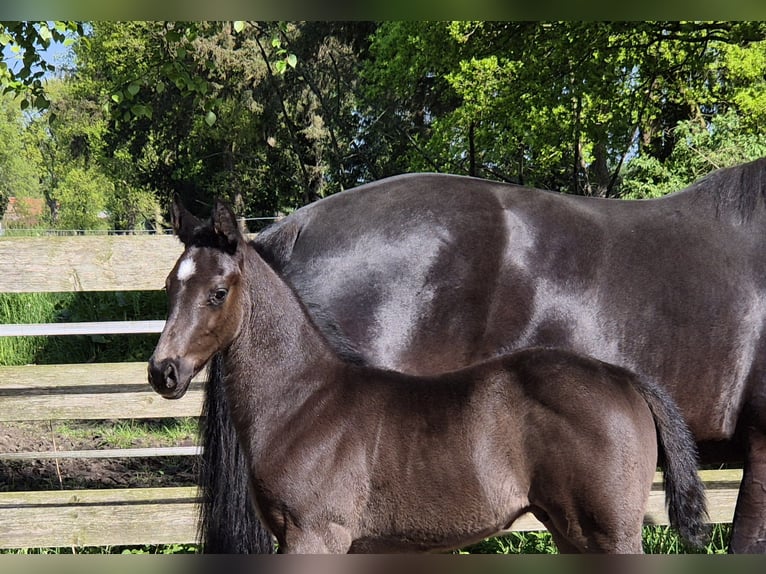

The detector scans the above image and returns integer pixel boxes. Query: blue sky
[2,34,75,79]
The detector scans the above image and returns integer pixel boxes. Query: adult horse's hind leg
[730,427,766,553]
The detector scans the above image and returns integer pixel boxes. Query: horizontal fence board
[0,446,202,461]
[0,235,183,293]
[0,233,256,294]
[0,362,205,421]
[0,486,200,549]
[0,361,164,389]
[506,470,741,533]
[0,361,207,390]
[0,320,166,337]
[0,390,204,421]
[0,476,739,548]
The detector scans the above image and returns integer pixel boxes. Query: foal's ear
[212,199,242,250]
[170,193,201,246]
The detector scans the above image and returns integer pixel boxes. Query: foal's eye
[209,288,229,305]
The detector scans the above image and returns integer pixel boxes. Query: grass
[0,291,166,366]
[0,292,62,365]
[0,525,732,554]
[52,418,199,450]
[460,524,731,554]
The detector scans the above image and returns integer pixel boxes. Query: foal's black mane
[686,157,766,222]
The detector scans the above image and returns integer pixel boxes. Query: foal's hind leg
[532,507,644,554]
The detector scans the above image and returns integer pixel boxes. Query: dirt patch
[0,421,198,492]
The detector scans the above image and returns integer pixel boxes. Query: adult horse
[200,158,766,553]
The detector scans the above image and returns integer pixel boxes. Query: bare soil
[0,421,198,492]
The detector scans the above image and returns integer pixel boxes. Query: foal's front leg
[279,525,353,554]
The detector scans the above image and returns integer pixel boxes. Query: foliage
[68,21,378,219]
[362,21,766,197]
[3,21,766,225]
[0,93,41,217]
[0,21,82,112]
[458,524,731,554]
[4,21,766,223]
[52,166,111,231]
[621,110,766,199]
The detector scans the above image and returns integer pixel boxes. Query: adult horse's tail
[198,353,274,553]
[631,374,710,549]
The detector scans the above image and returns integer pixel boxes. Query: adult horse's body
[202,158,766,553]
[149,198,708,553]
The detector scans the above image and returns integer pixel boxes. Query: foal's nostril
[163,362,178,389]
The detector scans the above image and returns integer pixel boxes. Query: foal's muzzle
[147,356,194,399]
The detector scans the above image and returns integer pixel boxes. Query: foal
[148,198,708,553]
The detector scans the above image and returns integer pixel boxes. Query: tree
[361,21,766,196]
[621,110,766,199]
[0,92,41,219]
[74,21,375,218]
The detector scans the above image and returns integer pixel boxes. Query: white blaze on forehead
[176,255,197,282]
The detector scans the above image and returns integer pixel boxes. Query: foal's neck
[227,244,345,394]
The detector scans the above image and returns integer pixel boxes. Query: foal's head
[148,196,248,399]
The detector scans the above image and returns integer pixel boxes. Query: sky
[2,30,75,80]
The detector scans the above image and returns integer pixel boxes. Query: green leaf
[204,110,217,126]
[127,82,140,97]
[131,104,153,119]
[234,21,245,33]
[38,25,52,43]
[274,60,287,74]
[111,92,123,103]
[287,54,297,69]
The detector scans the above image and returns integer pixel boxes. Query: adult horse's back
[203,158,766,553]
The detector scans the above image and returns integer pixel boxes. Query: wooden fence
[0,234,742,550]
[0,234,203,549]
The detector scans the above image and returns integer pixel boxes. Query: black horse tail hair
[198,352,275,553]
[630,374,710,549]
